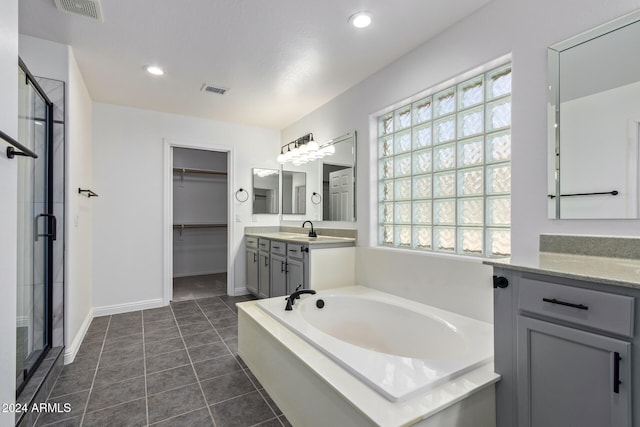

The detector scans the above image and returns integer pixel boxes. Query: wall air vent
[54,0,104,22]
[200,84,229,95]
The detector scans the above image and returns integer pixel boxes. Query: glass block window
[377,63,512,257]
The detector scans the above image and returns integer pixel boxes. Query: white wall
[65,48,93,358]
[91,103,280,308]
[282,0,640,320]
[0,1,19,423]
[19,35,95,361]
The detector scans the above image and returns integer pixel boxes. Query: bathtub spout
[285,289,317,310]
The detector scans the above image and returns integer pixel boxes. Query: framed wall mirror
[282,171,306,214]
[281,131,356,221]
[548,10,640,219]
[252,168,279,214]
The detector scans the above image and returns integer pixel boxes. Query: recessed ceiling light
[144,65,164,76]
[349,12,372,29]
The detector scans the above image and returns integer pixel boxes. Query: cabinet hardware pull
[273,245,280,249]
[542,298,588,310]
[36,213,57,241]
[614,352,621,394]
[281,261,285,272]
[253,253,256,262]
[264,258,268,267]
[289,249,296,252]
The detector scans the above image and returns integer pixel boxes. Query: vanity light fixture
[349,12,372,29]
[277,133,331,165]
[144,65,164,76]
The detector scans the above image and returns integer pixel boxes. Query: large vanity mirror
[252,168,279,214]
[281,131,356,221]
[548,10,640,219]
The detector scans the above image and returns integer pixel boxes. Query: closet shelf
[173,224,227,229]
[173,167,227,176]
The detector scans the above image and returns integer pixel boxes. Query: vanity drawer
[287,243,305,259]
[246,236,258,249]
[270,241,286,255]
[258,239,270,251]
[519,278,634,337]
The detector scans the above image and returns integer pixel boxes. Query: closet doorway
[170,146,229,302]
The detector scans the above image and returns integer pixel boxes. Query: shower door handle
[35,213,57,241]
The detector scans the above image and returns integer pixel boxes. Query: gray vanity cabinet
[494,269,634,427]
[270,241,288,297]
[518,316,630,427]
[286,244,305,294]
[245,237,259,296]
[257,239,270,299]
[270,241,306,297]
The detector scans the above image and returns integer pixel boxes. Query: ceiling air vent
[54,0,104,22]
[200,84,229,96]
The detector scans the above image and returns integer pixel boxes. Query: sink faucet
[302,220,317,237]
[285,288,316,310]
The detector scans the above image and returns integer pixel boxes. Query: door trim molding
[163,139,235,305]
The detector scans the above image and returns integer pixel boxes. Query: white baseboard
[92,298,165,317]
[64,308,94,365]
[63,298,166,365]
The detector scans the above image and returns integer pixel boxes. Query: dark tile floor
[173,273,228,302]
[36,294,291,427]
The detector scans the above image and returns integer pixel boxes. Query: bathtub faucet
[302,220,317,237]
[285,289,316,311]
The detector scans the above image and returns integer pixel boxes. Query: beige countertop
[486,253,640,289]
[246,231,356,246]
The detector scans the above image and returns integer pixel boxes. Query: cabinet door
[246,249,259,296]
[518,316,631,427]
[270,254,287,297]
[258,251,270,299]
[286,258,304,294]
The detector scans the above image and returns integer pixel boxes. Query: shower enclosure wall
[15,59,56,397]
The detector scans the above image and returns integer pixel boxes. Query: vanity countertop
[246,231,356,247]
[485,253,640,289]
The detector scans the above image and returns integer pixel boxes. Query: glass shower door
[16,63,54,395]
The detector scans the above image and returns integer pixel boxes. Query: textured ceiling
[19,0,492,129]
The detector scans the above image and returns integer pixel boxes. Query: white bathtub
[257,286,493,402]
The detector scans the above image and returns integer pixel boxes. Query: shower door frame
[15,57,55,397]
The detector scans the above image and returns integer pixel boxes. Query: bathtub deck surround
[238,287,499,426]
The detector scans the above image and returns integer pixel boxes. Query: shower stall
[15,59,55,396]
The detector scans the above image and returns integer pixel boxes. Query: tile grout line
[35,326,109,427]
[208,296,284,424]
[141,311,150,427]
[79,315,111,427]
[194,298,238,364]
[197,296,284,426]
[169,303,219,427]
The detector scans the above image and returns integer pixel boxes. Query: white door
[329,167,353,221]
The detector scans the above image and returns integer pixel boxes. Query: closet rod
[172,224,227,229]
[172,167,227,176]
